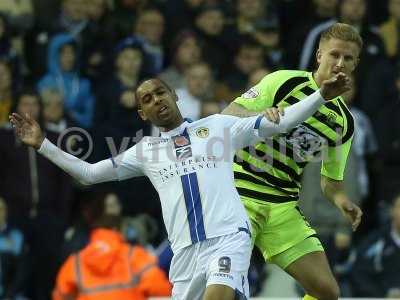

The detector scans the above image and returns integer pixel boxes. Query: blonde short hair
[320,23,363,51]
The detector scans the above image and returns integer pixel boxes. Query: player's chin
[154,115,173,127]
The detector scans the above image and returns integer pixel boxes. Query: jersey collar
[159,118,193,138]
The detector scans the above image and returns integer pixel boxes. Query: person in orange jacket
[53,203,172,300]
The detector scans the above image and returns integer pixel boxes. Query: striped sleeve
[321,137,353,180]
[234,70,310,111]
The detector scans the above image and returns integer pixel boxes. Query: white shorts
[169,230,252,300]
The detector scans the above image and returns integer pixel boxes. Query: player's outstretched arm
[257,72,351,137]
[9,113,118,185]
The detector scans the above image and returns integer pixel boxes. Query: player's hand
[337,199,363,232]
[264,107,284,124]
[9,113,45,149]
[320,72,352,100]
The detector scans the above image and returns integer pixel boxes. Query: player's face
[137,79,181,128]
[316,38,359,80]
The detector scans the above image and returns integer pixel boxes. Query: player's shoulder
[189,114,238,130]
[260,69,309,84]
[256,70,311,96]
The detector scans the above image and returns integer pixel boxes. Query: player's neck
[159,115,185,132]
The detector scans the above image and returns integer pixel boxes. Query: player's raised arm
[257,72,351,137]
[8,113,137,185]
[228,73,351,149]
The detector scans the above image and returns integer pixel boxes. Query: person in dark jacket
[92,37,157,219]
[0,88,73,221]
[351,194,400,297]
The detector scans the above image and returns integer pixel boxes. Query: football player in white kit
[10,75,350,300]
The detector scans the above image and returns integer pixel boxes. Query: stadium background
[0,0,399,299]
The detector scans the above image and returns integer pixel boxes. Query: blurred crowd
[0,0,399,299]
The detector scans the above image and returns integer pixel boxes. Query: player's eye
[330,52,339,59]
[142,95,151,103]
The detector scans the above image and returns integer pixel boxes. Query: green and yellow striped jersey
[233,70,354,204]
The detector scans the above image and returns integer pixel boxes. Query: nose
[154,95,163,105]
[336,56,345,68]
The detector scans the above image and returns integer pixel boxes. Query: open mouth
[158,105,170,116]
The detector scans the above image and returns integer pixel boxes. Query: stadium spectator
[37,33,95,128]
[0,0,34,34]
[176,62,215,120]
[53,197,172,300]
[375,68,400,204]
[193,4,232,77]
[159,30,202,89]
[232,0,273,38]
[216,36,264,101]
[0,60,13,126]
[0,14,23,81]
[163,0,205,40]
[132,7,165,76]
[285,0,339,68]
[323,230,354,297]
[0,197,29,299]
[80,0,116,83]
[351,193,400,297]
[41,88,69,133]
[379,0,400,61]
[25,0,89,78]
[61,191,158,261]
[232,0,282,69]
[93,37,149,156]
[110,0,156,41]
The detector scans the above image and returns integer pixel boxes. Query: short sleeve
[233,70,288,111]
[321,138,353,180]
[112,142,146,180]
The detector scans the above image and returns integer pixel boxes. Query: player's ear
[354,55,360,69]
[138,108,147,121]
[316,48,322,66]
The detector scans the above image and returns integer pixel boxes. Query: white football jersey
[111,114,263,251]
